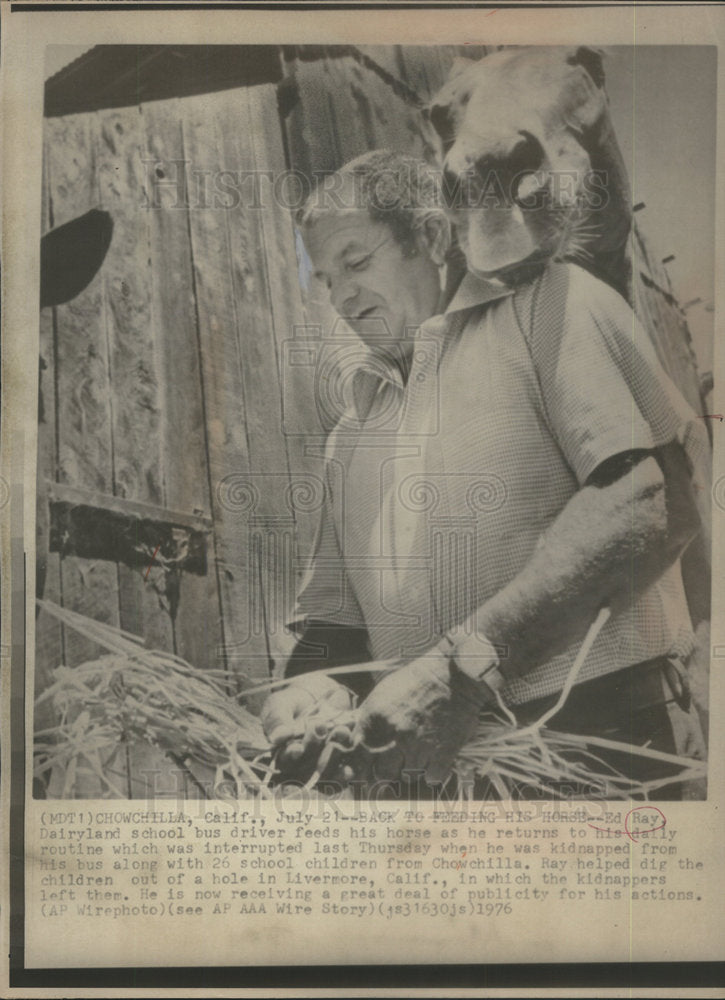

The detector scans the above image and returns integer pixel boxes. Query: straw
[35,599,706,800]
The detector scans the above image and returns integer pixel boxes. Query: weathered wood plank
[95,99,220,794]
[95,108,163,505]
[340,54,431,159]
[35,130,64,748]
[46,479,212,535]
[217,85,312,671]
[244,83,327,587]
[180,91,273,697]
[322,55,371,162]
[301,52,431,164]
[282,54,339,179]
[94,106,174,651]
[283,47,434,175]
[355,45,408,84]
[45,112,124,797]
[632,225,704,414]
[92,106,177,777]
[46,112,121,679]
[48,115,113,494]
[142,98,219,676]
[29,308,63,729]
[397,46,451,101]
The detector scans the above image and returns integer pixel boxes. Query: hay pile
[34,601,272,799]
[34,600,706,800]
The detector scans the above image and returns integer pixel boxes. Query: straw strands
[34,600,706,800]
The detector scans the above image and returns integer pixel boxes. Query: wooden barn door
[35,82,320,797]
[37,104,216,798]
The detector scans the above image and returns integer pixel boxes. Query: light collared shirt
[294,263,710,704]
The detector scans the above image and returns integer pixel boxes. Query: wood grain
[245,82,327,573]
[180,91,274,703]
[44,113,122,796]
[47,112,122,673]
[632,224,704,413]
[141,97,219,674]
[35,132,64,744]
[215,87,301,677]
[94,105,176,668]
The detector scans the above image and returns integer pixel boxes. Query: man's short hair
[297,149,442,254]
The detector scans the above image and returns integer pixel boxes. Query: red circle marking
[587,806,667,841]
[623,806,667,842]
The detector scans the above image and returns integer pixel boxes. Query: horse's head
[428,47,631,292]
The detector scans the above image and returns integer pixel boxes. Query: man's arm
[462,442,700,678]
[352,442,701,782]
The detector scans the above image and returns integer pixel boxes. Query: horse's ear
[568,46,606,88]
[427,55,475,127]
[447,55,475,82]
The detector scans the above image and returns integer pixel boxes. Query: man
[261,149,707,798]
[262,150,457,782]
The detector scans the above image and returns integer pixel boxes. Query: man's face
[303,210,441,355]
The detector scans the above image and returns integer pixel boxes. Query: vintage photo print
[31,41,715,804]
[2,2,724,988]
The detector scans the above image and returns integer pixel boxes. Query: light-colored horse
[428,46,631,298]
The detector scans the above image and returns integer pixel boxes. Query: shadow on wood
[40,208,113,308]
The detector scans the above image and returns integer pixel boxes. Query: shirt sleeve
[516,263,710,490]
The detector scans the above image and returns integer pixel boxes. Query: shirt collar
[349,272,513,405]
[444,270,515,316]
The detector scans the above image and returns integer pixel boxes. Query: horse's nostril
[512,131,546,175]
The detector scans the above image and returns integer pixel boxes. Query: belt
[516,654,693,730]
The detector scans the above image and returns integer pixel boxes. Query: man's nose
[329,274,359,315]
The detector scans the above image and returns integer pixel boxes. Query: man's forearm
[464,448,699,678]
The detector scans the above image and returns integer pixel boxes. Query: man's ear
[417,213,451,266]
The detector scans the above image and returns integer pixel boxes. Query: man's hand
[260,673,355,781]
[353,645,491,786]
